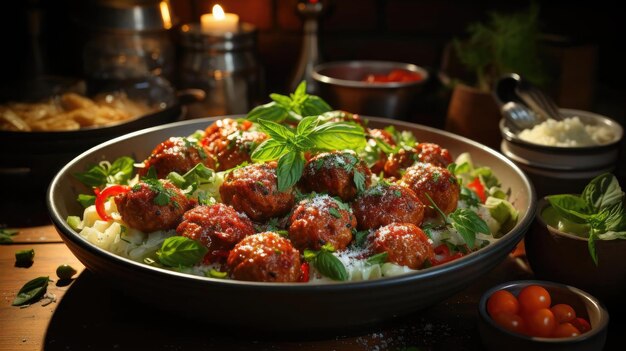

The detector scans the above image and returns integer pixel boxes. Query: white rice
[518,116,615,147]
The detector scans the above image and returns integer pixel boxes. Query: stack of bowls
[499,108,623,197]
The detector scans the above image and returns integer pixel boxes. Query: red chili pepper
[299,262,310,282]
[95,185,131,221]
[467,176,487,203]
[434,244,450,256]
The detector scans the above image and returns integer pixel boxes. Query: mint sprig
[251,116,366,191]
[247,81,331,123]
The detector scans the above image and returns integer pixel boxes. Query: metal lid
[179,23,257,52]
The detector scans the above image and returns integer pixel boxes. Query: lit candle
[201,4,239,33]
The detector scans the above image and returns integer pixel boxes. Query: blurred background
[1,0,624,181]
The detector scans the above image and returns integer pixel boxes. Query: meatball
[227,232,301,282]
[202,118,267,171]
[352,183,425,230]
[300,150,372,201]
[219,162,295,222]
[398,162,460,218]
[288,194,356,251]
[176,203,255,261]
[384,142,453,178]
[138,137,216,179]
[115,179,192,233]
[370,223,434,269]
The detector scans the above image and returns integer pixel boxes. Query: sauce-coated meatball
[352,183,425,230]
[227,232,301,282]
[115,179,192,233]
[300,150,372,201]
[384,142,452,178]
[138,137,216,179]
[370,223,434,269]
[202,118,267,171]
[398,162,460,218]
[288,194,356,251]
[220,162,295,222]
[176,203,255,260]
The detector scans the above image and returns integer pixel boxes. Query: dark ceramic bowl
[526,198,626,304]
[312,61,429,119]
[47,117,535,331]
[478,280,609,351]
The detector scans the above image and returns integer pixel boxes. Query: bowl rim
[47,115,536,291]
[499,108,624,152]
[535,197,592,242]
[311,60,429,89]
[478,279,610,342]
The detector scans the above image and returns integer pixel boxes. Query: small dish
[312,60,429,119]
[526,197,626,304]
[499,108,623,196]
[478,280,609,351]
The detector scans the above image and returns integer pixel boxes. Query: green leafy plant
[546,173,626,265]
[247,81,331,123]
[453,3,546,91]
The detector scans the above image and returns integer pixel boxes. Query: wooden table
[1,221,623,350]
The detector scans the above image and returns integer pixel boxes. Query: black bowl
[47,117,535,331]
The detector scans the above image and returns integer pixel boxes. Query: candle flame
[212,4,226,20]
[159,1,172,29]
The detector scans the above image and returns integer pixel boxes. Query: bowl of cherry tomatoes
[312,60,429,119]
[478,280,609,351]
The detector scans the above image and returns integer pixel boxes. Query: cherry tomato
[550,303,576,324]
[95,184,131,221]
[518,285,551,314]
[571,317,592,334]
[552,322,581,338]
[492,312,526,335]
[525,308,556,337]
[487,290,520,317]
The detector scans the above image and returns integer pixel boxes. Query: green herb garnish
[15,249,35,267]
[156,236,208,267]
[366,252,388,266]
[546,173,626,265]
[0,228,19,244]
[247,81,332,123]
[251,116,366,191]
[12,276,49,306]
[302,244,348,281]
[74,156,135,188]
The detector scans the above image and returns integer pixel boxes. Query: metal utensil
[500,101,541,133]
[493,73,544,132]
[515,78,563,121]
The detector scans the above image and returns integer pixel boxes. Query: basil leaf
[257,119,295,142]
[108,157,135,184]
[276,151,305,192]
[12,276,49,306]
[315,250,348,281]
[247,101,290,123]
[366,252,388,266]
[0,228,19,244]
[582,173,623,212]
[296,116,320,136]
[353,169,366,193]
[293,81,307,99]
[300,95,332,117]
[77,194,96,208]
[270,93,292,107]
[303,249,319,262]
[251,139,291,162]
[546,194,590,223]
[73,165,107,188]
[460,187,481,207]
[589,201,626,232]
[328,207,342,218]
[449,208,490,249]
[157,236,208,267]
[309,122,367,151]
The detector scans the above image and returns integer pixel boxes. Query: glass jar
[177,22,262,118]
